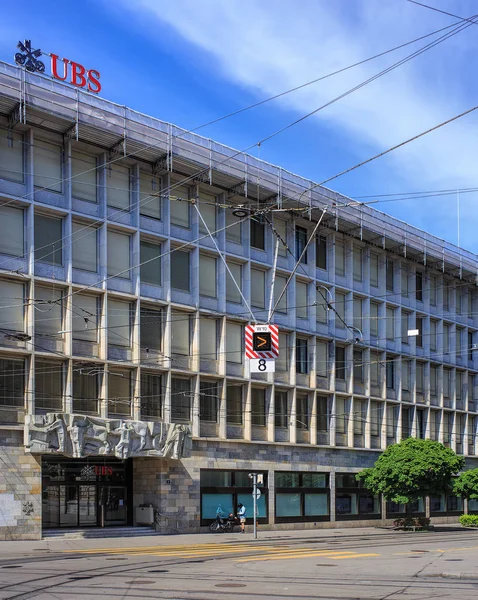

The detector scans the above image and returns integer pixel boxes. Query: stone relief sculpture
[25,413,192,460]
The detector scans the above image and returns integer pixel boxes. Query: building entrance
[42,457,132,529]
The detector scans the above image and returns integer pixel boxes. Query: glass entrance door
[99,486,127,526]
[79,485,97,526]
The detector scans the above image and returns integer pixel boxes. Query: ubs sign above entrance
[14,39,101,93]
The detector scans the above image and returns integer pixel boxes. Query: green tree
[356,438,464,511]
[453,469,478,501]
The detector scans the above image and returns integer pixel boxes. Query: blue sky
[1,0,478,250]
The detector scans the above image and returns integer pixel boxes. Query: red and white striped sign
[245,324,279,359]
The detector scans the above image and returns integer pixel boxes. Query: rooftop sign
[14,39,101,94]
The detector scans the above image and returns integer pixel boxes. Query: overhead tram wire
[3,11,476,272]
[406,0,478,23]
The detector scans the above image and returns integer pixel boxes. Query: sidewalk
[0,524,469,557]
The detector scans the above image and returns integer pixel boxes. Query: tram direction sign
[245,324,279,359]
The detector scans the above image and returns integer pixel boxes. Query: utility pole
[248,473,263,539]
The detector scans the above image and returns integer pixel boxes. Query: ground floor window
[468,499,478,513]
[430,494,463,516]
[335,474,381,519]
[200,469,268,525]
[386,498,425,518]
[275,472,330,523]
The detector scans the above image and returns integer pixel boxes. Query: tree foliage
[356,438,465,504]
[453,469,478,500]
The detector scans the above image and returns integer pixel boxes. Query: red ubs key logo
[94,466,113,476]
[14,40,102,94]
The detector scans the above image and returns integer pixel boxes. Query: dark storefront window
[275,471,329,523]
[335,474,381,520]
[386,497,425,517]
[430,494,463,516]
[200,470,268,525]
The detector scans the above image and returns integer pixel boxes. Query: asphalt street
[0,526,477,599]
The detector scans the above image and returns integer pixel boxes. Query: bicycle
[153,508,181,534]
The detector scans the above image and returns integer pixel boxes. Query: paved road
[1,527,478,599]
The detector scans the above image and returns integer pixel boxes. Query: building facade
[0,60,478,540]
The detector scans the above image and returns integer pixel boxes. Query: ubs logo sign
[14,39,102,94]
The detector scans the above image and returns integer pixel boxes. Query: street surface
[0,526,478,599]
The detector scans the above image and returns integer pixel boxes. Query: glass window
[200,318,218,360]
[227,385,242,424]
[430,320,437,351]
[335,242,345,276]
[107,164,130,210]
[386,259,394,291]
[402,360,410,391]
[416,317,423,348]
[171,377,191,421]
[171,250,190,291]
[0,128,23,183]
[35,287,62,337]
[107,231,130,279]
[430,365,438,397]
[276,493,301,517]
[108,298,132,348]
[275,390,288,428]
[251,218,265,250]
[275,219,288,257]
[370,302,379,337]
[274,275,288,314]
[200,381,218,422]
[0,280,24,333]
[335,397,348,434]
[371,352,381,386]
[371,401,382,437]
[276,333,288,372]
[226,322,243,364]
[35,214,63,266]
[140,240,161,286]
[171,312,191,356]
[170,184,190,228]
[295,226,307,264]
[107,299,131,347]
[199,254,217,297]
[444,324,450,354]
[316,341,328,378]
[353,398,366,435]
[353,297,362,332]
[0,357,24,407]
[296,338,308,374]
[139,171,161,219]
[251,268,265,308]
[251,388,266,426]
[370,253,379,287]
[336,346,346,380]
[296,394,309,429]
[226,262,242,303]
[386,307,394,340]
[401,311,409,344]
[401,266,409,297]
[353,248,362,282]
[335,292,346,328]
[386,359,395,390]
[140,307,162,352]
[316,235,327,270]
[296,281,308,319]
[416,362,424,394]
[34,138,62,193]
[416,271,423,302]
[71,150,97,202]
[72,222,97,272]
[72,370,98,414]
[387,404,399,439]
[317,396,329,432]
[443,280,451,311]
[141,372,162,419]
[72,294,98,343]
[108,368,131,417]
[226,209,242,243]
[430,275,437,306]
[316,288,328,324]
[35,360,63,411]
[353,349,363,383]
[198,192,217,235]
[0,206,24,257]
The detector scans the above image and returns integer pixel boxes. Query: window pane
[200,318,218,360]
[335,242,345,276]
[171,312,190,356]
[317,396,329,432]
[108,369,131,416]
[108,299,131,347]
[198,193,216,234]
[335,292,346,327]
[107,231,130,279]
[171,250,190,291]
[276,333,288,371]
[34,139,62,192]
[295,226,307,264]
[386,307,394,340]
[275,390,288,428]
[0,357,24,407]
[251,219,265,250]
[140,240,161,285]
[200,381,218,422]
[140,307,162,352]
[316,288,328,323]
[227,385,242,424]
[316,341,327,377]
[72,370,98,414]
[0,206,23,257]
[35,287,62,337]
[35,215,63,265]
[296,338,308,374]
[226,209,242,243]
[370,253,379,287]
[170,184,190,228]
[297,282,308,319]
[72,222,97,272]
[251,269,265,309]
[251,388,266,426]
[139,171,161,219]
[141,372,162,419]
[274,275,288,314]
[226,322,242,363]
[353,297,362,332]
[72,294,98,342]
[71,150,97,202]
[107,164,130,210]
[276,472,300,488]
[386,260,394,291]
[199,255,217,297]
[226,262,242,303]
[370,303,379,336]
[0,280,24,332]
[0,128,23,183]
[275,219,288,257]
[353,248,362,281]
[336,346,346,380]
[35,361,63,410]
[316,235,327,270]
[304,494,328,516]
[297,394,309,429]
[276,493,301,517]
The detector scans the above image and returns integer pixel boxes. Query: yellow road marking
[237,552,380,563]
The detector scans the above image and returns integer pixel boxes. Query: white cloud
[113,0,478,246]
